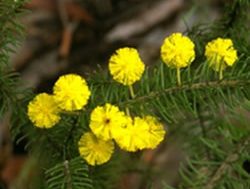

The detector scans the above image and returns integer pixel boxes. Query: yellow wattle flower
[90,103,127,141]
[143,116,166,149]
[205,38,238,72]
[114,116,149,152]
[109,47,145,86]
[27,93,60,128]
[78,132,114,166]
[161,33,195,69]
[53,74,91,111]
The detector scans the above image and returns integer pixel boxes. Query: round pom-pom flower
[109,47,145,86]
[114,116,149,152]
[161,33,195,85]
[27,93,60,128]
[78,132,114,166]
[143,116,166,149]
[161,33,195,68]
[53,74,91,111]
[90,103,127,141]
[205,38,238,79]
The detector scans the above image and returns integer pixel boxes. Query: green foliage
[0,0,26,65]
[160,1,250,188]
[89,54,250,123]
[1,0,250,189]
[91,153,125,189]
[45,157,93,189]
[163,101,250,189]
[0,0,27,118]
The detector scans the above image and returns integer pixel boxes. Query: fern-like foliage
[163,101,250,189]
[45,157,93,189]
[0,0,25,65]
[0,0,27,118]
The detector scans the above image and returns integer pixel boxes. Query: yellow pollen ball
[143,116,166,149]
[205,38,238,72]
[27,93,60,128]
[109,47,145,86]
[90,103,127,141]
[53,74,91,111]
[78,132,114,166]
[161,33,195,69]
[114,116,150,152]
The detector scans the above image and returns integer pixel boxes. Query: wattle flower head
[27,93,60,128]
[114,116,149,152]
[78,132,114,166]
[143,116,166,149]
[161,33,195,68]
[205,38,238,71]
[109,47,145,86]
[90,103,127,141]
[53,74,91,111]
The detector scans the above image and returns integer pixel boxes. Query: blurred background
[0,0,226,188]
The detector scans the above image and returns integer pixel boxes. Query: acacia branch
[119,79,250,106]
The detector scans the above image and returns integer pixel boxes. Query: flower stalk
[129,85,135,98]
[177,68,181,86]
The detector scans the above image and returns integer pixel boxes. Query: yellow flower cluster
[205,38,238,72]
[88,103,166,153]
[27,74,91,128]
[108,35,237,86]
[79,103,166,166]
[27,33,238,167]
[81,35,237,165]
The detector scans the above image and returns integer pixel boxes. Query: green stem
[177,68,181,86]
[119,79,250,106]
[129,85,135,99]
[125,107,130,116]
[63,160,73,189]
[219,68,223,80]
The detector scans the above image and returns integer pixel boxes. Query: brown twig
[59,22,79,58]
[57,0,79,59]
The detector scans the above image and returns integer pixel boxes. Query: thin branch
[57,0,79,58]
[119,79,250,106]
[64,160,72,189]
[57,0,69,27]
